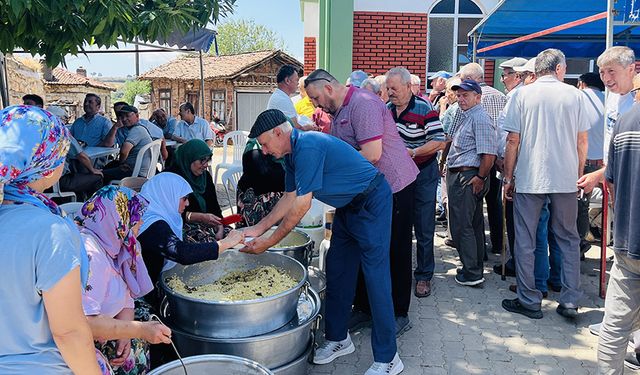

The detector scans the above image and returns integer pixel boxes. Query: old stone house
[139,50,302,132]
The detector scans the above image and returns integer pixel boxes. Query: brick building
[139,50,302,132]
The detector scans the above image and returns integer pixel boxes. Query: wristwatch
[502,177,512,184]
[475,174,488,182]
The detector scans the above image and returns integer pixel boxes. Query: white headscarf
[139,172,193,240]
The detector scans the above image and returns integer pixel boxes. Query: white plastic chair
[221,165,243,214]
[45,181,77,202]
[110,139,162,185]
[59,202,84,217]
[213,131,249,184]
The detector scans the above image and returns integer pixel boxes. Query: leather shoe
[556,304,578,319]
[493,263,516,277]
[547,281,562,293]
[508,284,547,298]
[502,298,543,319]
[414,280,431,298]
[444,239,456,248]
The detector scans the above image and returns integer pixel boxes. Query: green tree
[0,0,237,67]
[214,19,286,55]
[114,80,151,106]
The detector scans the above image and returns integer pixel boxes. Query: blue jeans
[535,203,563,292]
[325,178,396,362]
[413,159,439,281]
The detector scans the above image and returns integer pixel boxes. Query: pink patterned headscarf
[79,185,153,298]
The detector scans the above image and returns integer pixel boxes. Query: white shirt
[581,88,605,160]
[603,91,635,164]
[503,75,590,194]
[267,88,297,118]
[174,116,214,142]
[497,83,523,159]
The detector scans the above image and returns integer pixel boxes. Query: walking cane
[501,192,507,281]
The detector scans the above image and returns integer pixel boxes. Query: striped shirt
[446,104,498,169]
[389,95,444,166]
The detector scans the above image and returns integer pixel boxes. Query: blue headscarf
[0,105,89,285]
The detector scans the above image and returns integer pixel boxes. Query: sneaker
[455,273,484,287]
[444,239,456,248]
[348,310,372,331]
[435,231,448,239]
[313,334,355,365]
[414,280,431,298]
[625,352,640,370]
[589,322,601,336]
[556,304,578,319]
[365,352,404,375]
[395,316,412,337]
[501,298,543,319]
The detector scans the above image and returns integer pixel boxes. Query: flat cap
[117,105,138,114]
[513,58,536,73]
[249,109,289,138]
[499,57,528,69]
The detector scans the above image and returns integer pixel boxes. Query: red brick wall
[304,37,317,75]
[352,11,428,87]
[483,59,495,85]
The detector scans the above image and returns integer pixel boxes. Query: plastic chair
[213,131,249,184]
[221,165,243,214]
[45,181,77,202]
[120,177,148,192]
[110,139,162,185]
[59,202,84,217]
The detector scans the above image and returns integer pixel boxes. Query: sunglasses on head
[304,77,331,88]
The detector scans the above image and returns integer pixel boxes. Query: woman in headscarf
[165,139,229,241]
[78,186,172,375]
[138,172,244,303]
[236,137,286,228]
[0,105,100,374]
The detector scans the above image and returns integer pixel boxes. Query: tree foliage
[0,0,237,67]
[214,19,286,55]
[113,80,151,106]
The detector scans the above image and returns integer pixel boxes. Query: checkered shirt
[449,83,507,136]
[446,104,498,169]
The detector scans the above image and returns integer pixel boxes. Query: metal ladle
[150,314,188,375]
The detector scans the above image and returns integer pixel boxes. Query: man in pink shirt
[305,69,419,336]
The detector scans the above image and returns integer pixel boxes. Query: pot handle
[308,241,315,266]
[309,314,323,364]
[160,296,170,319]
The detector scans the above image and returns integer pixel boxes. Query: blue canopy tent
[468,0,640,59]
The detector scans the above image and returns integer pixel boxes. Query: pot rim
[266,228,312,251]
[168,288,321,343]
[148,354,273,375]
[160,253,308,305]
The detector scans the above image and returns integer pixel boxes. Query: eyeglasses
[197,156,212,164]
[500,72,516,79]
[304,77,331,88]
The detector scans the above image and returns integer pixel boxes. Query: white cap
[513,58,536,73]
[499,57,528,69]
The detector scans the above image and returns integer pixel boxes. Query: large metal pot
[307,266,326,325]
[272,340,312,375]
[165,288,321,369]
[160,251,307,338]
[147,354,273,375]
[265,228,313,267]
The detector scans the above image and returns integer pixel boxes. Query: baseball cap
[117,105,139,114]
[348,70,369,88]
[451,79,482,94]
[513,58,536,73]
[499,57,528,69]
[249,109,289,138]
[428,70,453,80]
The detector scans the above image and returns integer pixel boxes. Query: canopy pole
[135,38,140,77]
[472,33,478,62]
[199,51,205,118]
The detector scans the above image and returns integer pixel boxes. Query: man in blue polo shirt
[70,93,113,147]
[240,109,403,375]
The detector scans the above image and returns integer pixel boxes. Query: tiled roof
[139,50,302,80]
[46,67,116,91]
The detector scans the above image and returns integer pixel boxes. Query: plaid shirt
[449,83,507,136]
[446,104,498,169]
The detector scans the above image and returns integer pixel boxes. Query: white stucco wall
[302,1,320,38]
[353,0,500,15]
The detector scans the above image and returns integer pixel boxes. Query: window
[427,0,484,76]
[211,90,226,123]
[186,91,199,114]
[159,89,171,114]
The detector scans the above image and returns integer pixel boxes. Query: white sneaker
[313,334,355,365]
[365,352,404,375]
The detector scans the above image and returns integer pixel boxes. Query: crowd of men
[258,46,640,374]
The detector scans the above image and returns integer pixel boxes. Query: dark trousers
[353,181,416,317]
[577,164,601,242]
[59,172,103,201]
[484,167,503,253]
[414,159,439,282]
[325,178,396,362]
[102,161,133,183]
[447,169,489,279]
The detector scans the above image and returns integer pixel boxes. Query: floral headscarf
[78,185,154,298]
[0,105,89,285]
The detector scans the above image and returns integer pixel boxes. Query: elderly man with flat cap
[240,109,404,375]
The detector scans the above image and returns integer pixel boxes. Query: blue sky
[54,0,304,78]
